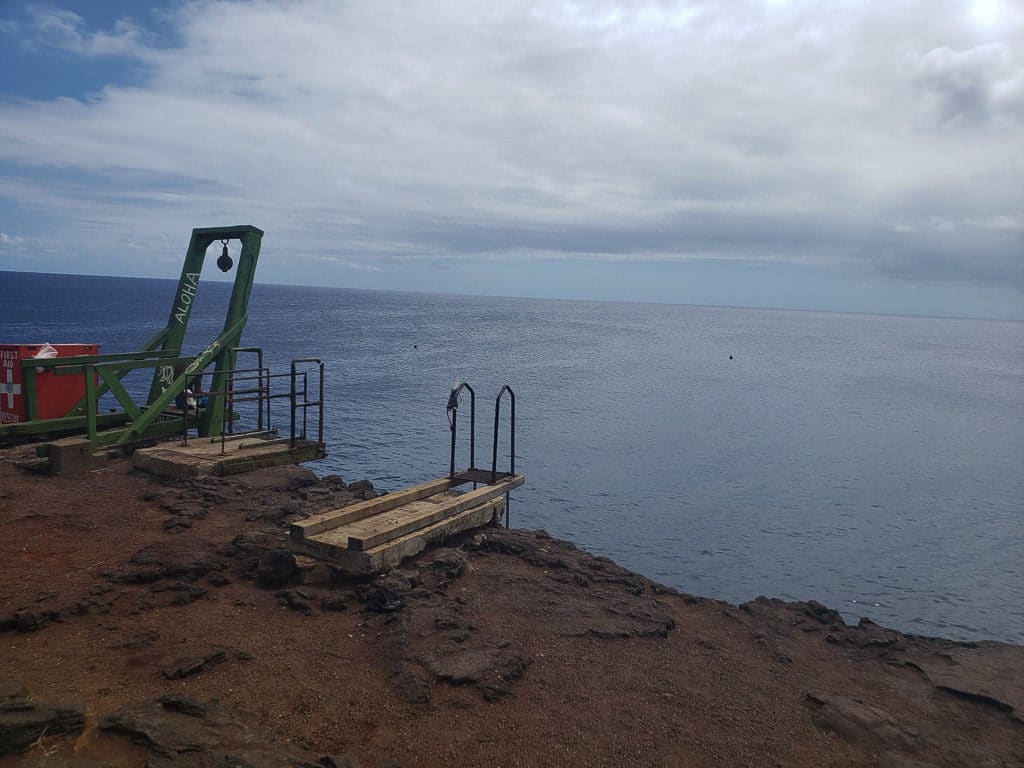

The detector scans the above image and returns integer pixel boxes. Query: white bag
[33,343,58,373]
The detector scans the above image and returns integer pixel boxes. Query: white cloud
[16,6,147,57]
[907,43,1024,124]
[0,0,1021,290]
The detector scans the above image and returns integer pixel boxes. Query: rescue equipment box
[0,344,100,424]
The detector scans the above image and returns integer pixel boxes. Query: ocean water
[3,271,1023,644]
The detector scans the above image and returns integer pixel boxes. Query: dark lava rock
[356,571,417,613]
[148,581,208,607]
[102,694,326,766]
[1,609,63,633]
[423,644,531,701]
[0,694,85,756]
[256,550,299,589]
[225,531,277,556]
[416,549,468,580]
[159,693,207,718]
[0,679,28,705]
[466,532,524,555]
[936,684,1015,714]
[320,754,362,768]
[101,700,223,755]
[877,755,937,768]
[357,585,403,613]
[161,647,227,680]
[346,479,374,495]
[391,669,431,705]
[649,581,681,596]
[17,756,114,767]
[235,464,320,491]
[855,618,903,650]
[435,614,462,630]
[104,540,226,584]
[564,598,676,640]
[162,517,192,532]
[276,589,313,614]
[163,503,207,519]
[320,594,348,612]
[806,690,919,752]
[802,600,845,627]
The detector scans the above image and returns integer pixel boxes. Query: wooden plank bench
[286,473,524,575]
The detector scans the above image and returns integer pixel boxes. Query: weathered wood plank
[347,475,524,551]
[289,477,458,540]
[323,498,446,548]
[286,496,505,575]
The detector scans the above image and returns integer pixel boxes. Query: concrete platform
[132,434,326,478]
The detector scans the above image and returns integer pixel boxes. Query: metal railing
[290,358,324,448]
[228,347,268,433]
[445,380,517,527]
[178,356,324,452]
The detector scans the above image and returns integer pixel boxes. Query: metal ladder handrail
[290,358,324,448]
[447,382,476,479]
[491,385,516,483]
[446,381,517,527]
[492,385,516,528]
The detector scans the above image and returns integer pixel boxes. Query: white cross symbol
[2,366,22,409]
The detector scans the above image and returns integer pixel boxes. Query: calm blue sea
[3,271,1023,644]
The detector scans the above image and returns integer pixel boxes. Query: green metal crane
[1,225,264,449]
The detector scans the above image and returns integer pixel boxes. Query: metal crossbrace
[0,225,265,449]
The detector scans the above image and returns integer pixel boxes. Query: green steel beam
[84,363,97,439]
[97,366,142,421]
[10,355,194,438]
[63,327,174,417]
[146,225,263,414]
[0,411,132,438]
[0,224,263,448]
[46,356,195,377]
[90,412,184,448]
[198,228,262,437]
[29,348,181,370]
[117,314,249,445]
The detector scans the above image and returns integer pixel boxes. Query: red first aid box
[0,344,100,424]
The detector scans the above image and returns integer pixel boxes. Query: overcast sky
[1,0,1022,319]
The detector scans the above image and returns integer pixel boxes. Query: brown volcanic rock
[0,681,85,757]
[103,538,227,584]
[99,695,325,766]
[1,451,1022,768]
[806,691,920,752]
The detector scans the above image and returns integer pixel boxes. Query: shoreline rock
[0,453,1021,767]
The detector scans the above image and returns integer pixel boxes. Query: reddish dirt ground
[0,449,1021,767]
